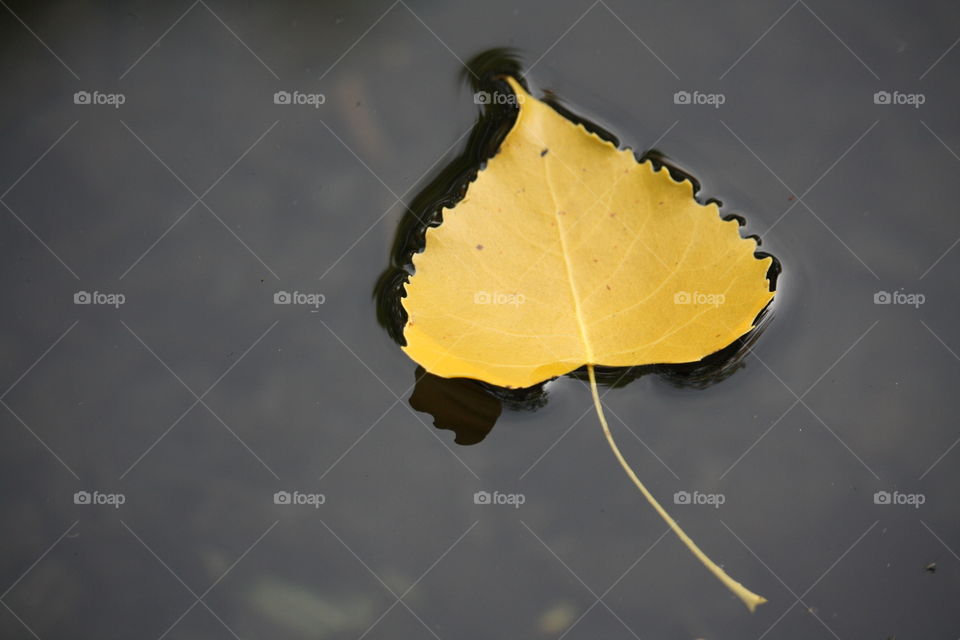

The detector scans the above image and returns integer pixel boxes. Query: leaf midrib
[543,154,594,363]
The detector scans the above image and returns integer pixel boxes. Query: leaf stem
[587,364,767,612]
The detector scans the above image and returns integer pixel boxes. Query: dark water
[2,1,959,638]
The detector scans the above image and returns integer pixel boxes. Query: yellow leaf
[399,76,774,612]
[403,77,773,389]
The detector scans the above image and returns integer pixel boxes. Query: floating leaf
[396,75,775,611]
[403,77,772,388]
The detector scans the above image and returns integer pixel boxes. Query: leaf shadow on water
[374,48,780,445]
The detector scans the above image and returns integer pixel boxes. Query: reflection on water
[410,366,500,444]
[247,577,377,638]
